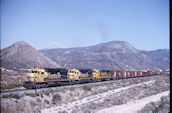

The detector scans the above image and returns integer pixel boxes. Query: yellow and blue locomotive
[23,67,160,89]
[23,67,111,89]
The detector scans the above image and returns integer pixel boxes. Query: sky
[1,0,169,50]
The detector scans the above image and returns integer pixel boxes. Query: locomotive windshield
[32,71,37,73]
[28,71,37,73]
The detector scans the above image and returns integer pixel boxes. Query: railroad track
[0,80,115,94]
[0,75,166,94]
[1,88,27,94]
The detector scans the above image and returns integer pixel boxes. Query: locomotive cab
[23,67,47,89]
[92,69,100,78]
[67,68,81,80]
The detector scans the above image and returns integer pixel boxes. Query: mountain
[0,41,60,71]
[1,41,169,71]
[39,41,169,70]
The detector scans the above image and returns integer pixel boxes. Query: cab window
[32,71,37,73]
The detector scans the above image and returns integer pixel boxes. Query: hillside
[0,41,169,71]
[0,41,60,71]
[40,41,169,70]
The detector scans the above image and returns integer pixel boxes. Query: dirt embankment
[138,93,170,113]
[1,75,170,113]
[1,68,24,90]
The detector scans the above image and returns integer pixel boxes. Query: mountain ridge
[39,41,169,70]
[1,41,169,71]
[1,41,61,71]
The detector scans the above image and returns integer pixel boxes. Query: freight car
[23,67,162,89]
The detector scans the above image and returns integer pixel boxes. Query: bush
[52,94,61,104]
[35,92,40,97]
[1,83,23,90]
[30,101,37,107]
[41,93,44,98]
[44,89,54,96]
[36,98,41,103]
[70,87,74,91]
[82,86,92,91]
[44,99,50,104]
[2,94,11,98]
[12,93,21,99]
[138,95,170,113]
[2,93,21,99]
[24,92,36,97]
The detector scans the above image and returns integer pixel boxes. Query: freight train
[23,67,162,89]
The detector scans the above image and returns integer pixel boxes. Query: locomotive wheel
[36,84,41,89]
[94,78,96,83]
[42,83,46,88]
[27,84,33,89]
[45,83,49,88]
[70,80,75,85]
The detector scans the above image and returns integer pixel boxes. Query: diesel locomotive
[23,67,162,89]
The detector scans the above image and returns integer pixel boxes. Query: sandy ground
[97,91,169,113]
[41,81,155,113]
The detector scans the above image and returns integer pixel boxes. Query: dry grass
[44,99,50,104]
[1,83,23,90]
[44,89,54,96]
[52,94,61,104]
[36,98,41,103]
[30,101,37,107]
[2,93,22,99]
[82,86,92,91]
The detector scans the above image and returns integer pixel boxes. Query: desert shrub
[36,98,41,103]
[35,92,40,97]
[40,93,44,98]
[1,83,23,90]
[138,95,170,113]
[30,101,37,107]
[143,84,148,89]
[70,87,74,91]
[82,86,92,91]
[2,94,11,98]
[44,89,54,96]
[61,110,68,113]
[69,93,73,96]
[44,99,50,104]
[12,93,21,99]
[24,92,30,96]
[15,100,18,103]
[52,94,61,104]
[24,92,36,97]
[61,89,66,93]
[2,93,21,99]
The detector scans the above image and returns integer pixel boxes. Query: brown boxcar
[111,71,123,79]
[121,71,127,79]
[136,71,141,77]
[111,71,117,80]
[142,71,148,76]
[116,71,122,79]
[126,71,130,78]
